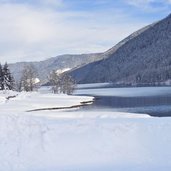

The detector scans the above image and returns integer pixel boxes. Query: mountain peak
[167,13,171,18]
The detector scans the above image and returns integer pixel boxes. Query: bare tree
[48,70,76,94]
[15,79,22,92]
[60,73,76,94]
[48,70,61,94]
[20,64,38,92]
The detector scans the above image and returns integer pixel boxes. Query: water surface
[74,86,171,117]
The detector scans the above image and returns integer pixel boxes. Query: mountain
[70,14,171,85]
[9,53,103,83]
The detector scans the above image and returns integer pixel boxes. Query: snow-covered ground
[0,90,171,171]
[0,91,93,113]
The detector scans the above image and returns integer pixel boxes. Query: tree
[48,70,61,94]
[20,64,38,92]
[0,63,4,90]
[2,62,15,90]
[48,70,76,94]
[60,73,75,94]
[15,79,22,92]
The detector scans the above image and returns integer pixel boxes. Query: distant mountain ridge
[70,14,171,85]
[9,53,103,83]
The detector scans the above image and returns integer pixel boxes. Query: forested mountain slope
[71,14,171,85]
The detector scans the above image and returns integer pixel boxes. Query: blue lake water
[74,86,171,117]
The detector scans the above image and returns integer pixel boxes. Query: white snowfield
[0,91,171,171]
[0,91,93,113]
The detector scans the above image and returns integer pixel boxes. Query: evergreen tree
[3,62,15,90]
[0,63,4,90]
[8,71,15,90]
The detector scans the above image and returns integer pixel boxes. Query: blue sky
[0,0,170,63]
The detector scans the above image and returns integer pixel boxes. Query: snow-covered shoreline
[0,91,94,114]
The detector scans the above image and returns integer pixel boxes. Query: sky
[0,0,170,63]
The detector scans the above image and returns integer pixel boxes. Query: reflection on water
[94,96,171,108]
[74,86,171,117]
[92,96,171,117]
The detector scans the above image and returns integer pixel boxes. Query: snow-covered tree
[2,63,15,90]
[48,70,75,94]
[20,64,38,92]
[48,70,61,94]
[0,63,4,90]
[15,79,22,92]
[60,73,75,94]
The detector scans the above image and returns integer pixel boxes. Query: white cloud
[166,0,171,3]
[126,0,154,6]
[0,2,149,63]
[0,0,64,6]
[41,0,63,6]
[125,0,171,10]
[35,0,65,8]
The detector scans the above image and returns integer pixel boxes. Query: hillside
[9,53,102,83]
[70,14,171,85]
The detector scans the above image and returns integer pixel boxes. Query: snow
[0,90,19,104]
[34,78,40,84]
[56,68,71,74]
[0,91,93,113]
[0,90,171,171]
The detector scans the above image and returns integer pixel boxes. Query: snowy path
[0,91,171,171]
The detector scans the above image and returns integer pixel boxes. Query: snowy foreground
[0,91,171,171]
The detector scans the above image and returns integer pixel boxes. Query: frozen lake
[74,86,171,117]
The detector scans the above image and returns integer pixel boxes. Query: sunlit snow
[0,90,171,171]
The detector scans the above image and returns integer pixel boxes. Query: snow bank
[0,90,18,104]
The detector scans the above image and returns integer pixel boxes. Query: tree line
[0,62,76,94]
